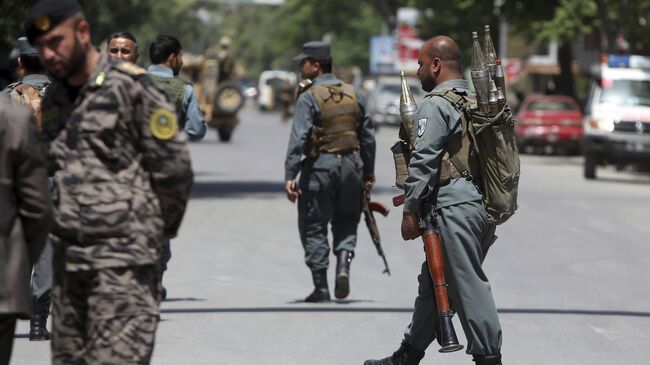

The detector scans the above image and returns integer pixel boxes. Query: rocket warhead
[399,70,418,144]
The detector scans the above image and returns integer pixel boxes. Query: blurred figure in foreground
[2,36,54,341]
[0,95,52,365]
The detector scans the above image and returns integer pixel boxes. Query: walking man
[364,36,503,365]
[285,41,376,302]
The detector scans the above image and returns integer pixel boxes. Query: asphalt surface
[11,104,650,365]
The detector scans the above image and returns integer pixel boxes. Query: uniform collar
[22,73,50,86]
[312,73,339,85]
[147,65,174,78]
[432,79,469,92]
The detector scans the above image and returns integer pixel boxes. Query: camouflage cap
[24,0,82,44]
[293,41,331,61]
[17,37,39,56]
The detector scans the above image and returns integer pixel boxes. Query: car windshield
[599,79,650,107]
[527,100,576,112]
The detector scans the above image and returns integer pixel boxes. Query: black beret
[293,41,331,61]
[24,0,82,44]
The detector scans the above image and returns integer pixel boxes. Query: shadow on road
[190,180,399,199]
[191,181,285,199]
[162,297,206,303]
[159,306,650,317]
[285,299,377,305]
[588,176,650,186]
[13,307,650,338]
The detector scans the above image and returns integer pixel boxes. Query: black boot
[363,340,424,365]
[473,353,502,365]
[305,270,330,303]
[29,293,52,341]
[335,250,352,299]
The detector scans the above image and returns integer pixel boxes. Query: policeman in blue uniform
[284,41,376,302]
[364,36,503,365]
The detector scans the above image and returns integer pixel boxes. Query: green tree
[0,0,38,51]
[220,0,394,78]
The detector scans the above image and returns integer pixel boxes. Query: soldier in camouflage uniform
[1,36,54,342]
[25,0,193,363]
[285,41,376,302]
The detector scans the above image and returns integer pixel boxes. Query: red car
[515,95,584,154]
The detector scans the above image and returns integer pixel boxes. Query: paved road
[11,105,650,364]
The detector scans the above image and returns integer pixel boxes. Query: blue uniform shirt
[284,73,375,181]
[403,79,483,213]
[147,65,207,141]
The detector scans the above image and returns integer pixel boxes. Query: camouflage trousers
[51,264,160,365]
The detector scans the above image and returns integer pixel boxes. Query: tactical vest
[427,89,481,186]
[306,83,360,156]
[7,81,49,130]
[149,74,186,127]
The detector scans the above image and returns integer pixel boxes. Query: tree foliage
[3,0,650,80]
[0,0,38,51]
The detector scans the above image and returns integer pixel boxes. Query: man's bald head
[417,35,463,92]
[421,36,462,73]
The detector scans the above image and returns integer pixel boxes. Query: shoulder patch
[115,62,146,76]
[149,108,178,140]
[417,118,428,137]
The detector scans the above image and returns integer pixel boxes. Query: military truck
[181,53,244,142]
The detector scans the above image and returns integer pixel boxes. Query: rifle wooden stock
[422,228,464,353]
[422,230,452,315]
[392,194,405,207]
[368,201,389,217]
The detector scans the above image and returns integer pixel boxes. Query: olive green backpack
[434,89,521,225]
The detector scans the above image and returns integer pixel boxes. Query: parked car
[515,94,583,154]
[367,76,423,127]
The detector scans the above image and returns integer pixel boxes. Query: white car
[367,76,423,127]
[583,54,650,179]
[257,70,297,111]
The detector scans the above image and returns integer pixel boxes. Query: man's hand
[363,172,375,192]
[285,179,302,203]
[401,212,421,240]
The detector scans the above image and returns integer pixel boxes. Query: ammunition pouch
[390,140,411,188]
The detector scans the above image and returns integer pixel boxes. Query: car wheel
[584,152,596,179]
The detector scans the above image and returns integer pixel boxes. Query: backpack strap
[430,88,473,179]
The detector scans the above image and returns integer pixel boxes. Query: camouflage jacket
[40,52,193,271]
